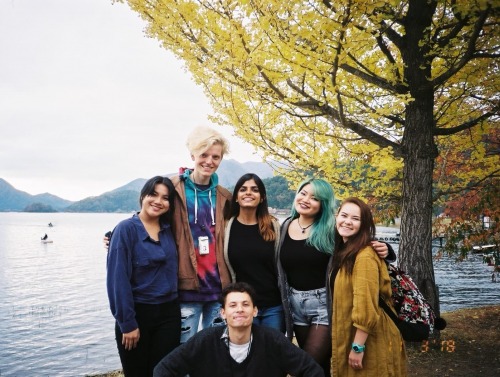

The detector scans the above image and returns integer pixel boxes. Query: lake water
[0,215,499,376]
[0,213,127,377]
[376,226,500,312]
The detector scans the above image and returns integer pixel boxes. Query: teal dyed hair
[290,178,336,255]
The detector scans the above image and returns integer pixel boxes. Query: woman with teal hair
[277,178,392,376]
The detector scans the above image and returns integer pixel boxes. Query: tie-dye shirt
[179,169,222,302]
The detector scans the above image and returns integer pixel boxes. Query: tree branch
[285,79,403,155]
[339,63,408,94]
[432,7,490,87]
[433,169,500,200]
[379,20,405,50]
[434,109,499,135]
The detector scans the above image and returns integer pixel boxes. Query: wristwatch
[352,343,366,353]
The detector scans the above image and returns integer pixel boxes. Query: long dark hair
[226,173,276,242]
[332,197,376,276]
[139,176,176,225]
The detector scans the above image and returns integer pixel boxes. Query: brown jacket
[170,174,232,292]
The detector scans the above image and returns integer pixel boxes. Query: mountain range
[0,160,274,213]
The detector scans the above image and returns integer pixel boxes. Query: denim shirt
[107,214,178,333]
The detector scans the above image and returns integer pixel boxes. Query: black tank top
[280,232,330,290]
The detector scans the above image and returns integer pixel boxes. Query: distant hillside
[0,178,73,211]
[216,160,274,188]
[65,190,139,213]
[0,159,276,213]
[107,178,149,195]
[105,160,274,195]
[24,202,58,212]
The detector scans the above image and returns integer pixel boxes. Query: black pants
[116,300,181,377]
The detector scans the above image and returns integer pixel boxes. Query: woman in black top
[223,173,284,332]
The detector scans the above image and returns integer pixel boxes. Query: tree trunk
[399,0,440,314]
[399,102,440,314]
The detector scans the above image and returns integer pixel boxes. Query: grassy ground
[87,305,500,377]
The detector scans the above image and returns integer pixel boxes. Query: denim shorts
[289,286,329,326]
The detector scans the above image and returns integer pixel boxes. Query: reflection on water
[0,217,498,376]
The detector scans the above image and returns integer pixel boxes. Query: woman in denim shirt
[107,176,180,377]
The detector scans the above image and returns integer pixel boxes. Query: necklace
[297,218,313,233]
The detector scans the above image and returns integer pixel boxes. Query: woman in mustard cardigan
[330,197,407,376]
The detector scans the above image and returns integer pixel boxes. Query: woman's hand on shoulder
[103,230,112,251]
[103,236,110,250]
[371,240,388,259]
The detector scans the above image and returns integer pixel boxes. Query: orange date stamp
[420,339,456,352]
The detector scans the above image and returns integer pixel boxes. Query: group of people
[105,126,407,377]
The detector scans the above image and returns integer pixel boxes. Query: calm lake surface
[0,214,499,376]
[0,213,128,377]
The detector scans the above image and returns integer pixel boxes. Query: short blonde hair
[186,126,230,157]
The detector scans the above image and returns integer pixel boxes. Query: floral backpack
[379,263,446,342]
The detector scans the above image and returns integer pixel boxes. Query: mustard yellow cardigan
[331,246,407,376]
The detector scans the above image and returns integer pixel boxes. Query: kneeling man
[154,282,324,377]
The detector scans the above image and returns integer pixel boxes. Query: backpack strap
[379,296,399,325]
[380,261,399,324]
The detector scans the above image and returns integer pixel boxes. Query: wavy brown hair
[332,197,376,276]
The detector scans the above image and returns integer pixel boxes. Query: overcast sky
[0,0,261,201]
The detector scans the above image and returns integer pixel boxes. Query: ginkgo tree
[117,0,499,312]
